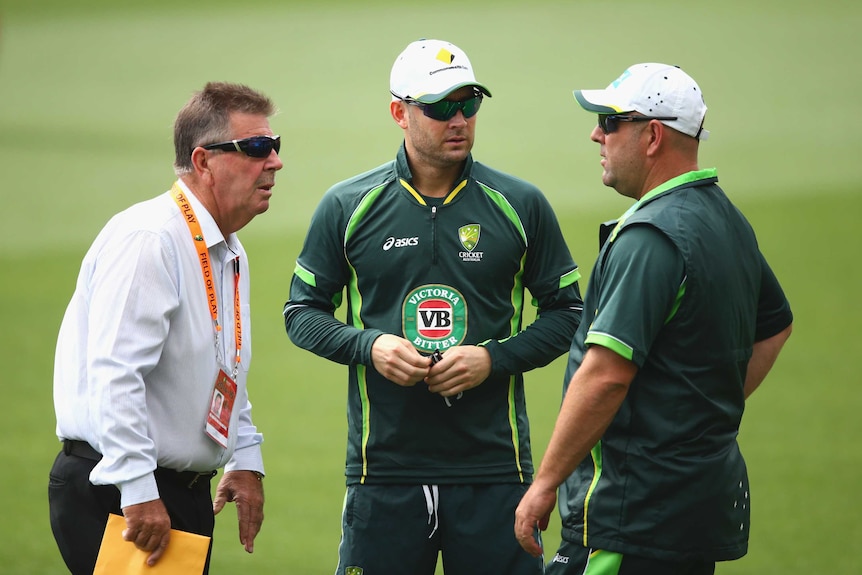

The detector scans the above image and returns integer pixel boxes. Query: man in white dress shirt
[49,82,283,575]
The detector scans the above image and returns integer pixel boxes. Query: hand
[514,482,556,557]
[371,334,432,386]
[424,345,491,398]
[121,499,172,566]
[213,470,265,553]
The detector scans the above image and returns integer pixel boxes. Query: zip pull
[431,205,437,219]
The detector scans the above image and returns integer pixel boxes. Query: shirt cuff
[225,444,265,476]
[117,472,160,509]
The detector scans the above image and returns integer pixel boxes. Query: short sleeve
[585,225,685,366]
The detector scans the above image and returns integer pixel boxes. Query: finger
[213,493,226,515]
[519,534,543,558]
[388,364,427,387]
[514,510,536,550]
[139,530,164,552]
[538,513,551,531]
[122,526,145,547]
[426,371,468,395]
[146,532,171,566]
[237,502,264,553]
[124,527,160,554]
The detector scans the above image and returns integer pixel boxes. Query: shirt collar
[606,168,719,245]
[175,179,232,250]
[394,142,475,204]
[636,168,718,210]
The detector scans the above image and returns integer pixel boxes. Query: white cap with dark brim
[574,63,709,140]
[390,39,492,104]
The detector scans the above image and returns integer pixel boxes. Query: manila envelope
[93,513,210,575]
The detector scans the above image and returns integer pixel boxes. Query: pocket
[48,451,68,487]
[343,486,356,528]
[48,471,67,508]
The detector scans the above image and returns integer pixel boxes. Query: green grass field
[1,1,860,573]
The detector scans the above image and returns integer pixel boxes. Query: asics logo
[383,236,419,251]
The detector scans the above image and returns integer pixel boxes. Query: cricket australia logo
[458,223,484,262]
[402,284,467,352]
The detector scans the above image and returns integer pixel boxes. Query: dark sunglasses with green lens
[202,135,281,158]
[597,114,678,135]
[405,93,484,122]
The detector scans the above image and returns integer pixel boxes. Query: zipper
[431,205,438,265]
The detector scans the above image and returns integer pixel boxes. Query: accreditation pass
[205,366,237,448]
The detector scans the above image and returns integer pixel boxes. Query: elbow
[782,322,793,341]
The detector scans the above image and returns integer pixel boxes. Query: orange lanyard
[171,183,242,375]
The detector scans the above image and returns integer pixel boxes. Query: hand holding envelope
[94,514,211,575]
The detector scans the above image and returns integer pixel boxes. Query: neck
[180,176,231,238]
[634,156,699,201]
[408,161,464,199]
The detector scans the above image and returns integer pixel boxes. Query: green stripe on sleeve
[584,332,634,361]
[293,262,316,287]
[560,267,581,289]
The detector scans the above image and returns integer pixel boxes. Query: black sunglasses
[405,93,484,121]
[202,135,281,158]
[597,114,678,135]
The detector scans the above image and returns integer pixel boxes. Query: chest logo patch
[402,284,467,351]
[459,224,480,251]
[458,224,484,262]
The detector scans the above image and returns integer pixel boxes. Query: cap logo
[436,48,455,65]
[611,69,631,89]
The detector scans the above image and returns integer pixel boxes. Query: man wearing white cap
[284,39,583,574]
[514,63,794,573]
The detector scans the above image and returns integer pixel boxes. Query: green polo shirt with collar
[558,169,793,562]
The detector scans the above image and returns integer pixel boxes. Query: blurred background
[1,0,859,573]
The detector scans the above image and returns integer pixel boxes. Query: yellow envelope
[94,513,211,575]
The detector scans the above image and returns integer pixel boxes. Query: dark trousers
[48,441,216,575]
[337,483,543,575]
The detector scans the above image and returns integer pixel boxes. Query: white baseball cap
[390,39,491,104]
[574,63,709,140]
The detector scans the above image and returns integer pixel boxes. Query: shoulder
[470,161,555,222]
[612,224,677,256]
[81,194,186,276]
[324,160,397,204]
[306,161,398,232]
[98,192,182,241]
[471,161,543,199]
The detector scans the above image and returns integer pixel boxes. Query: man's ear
[645,120,665,157]
[391,99,409,128]
[191,147,216,186]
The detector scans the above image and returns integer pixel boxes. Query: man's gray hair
[173,82,277,175]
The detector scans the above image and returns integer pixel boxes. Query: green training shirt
[559,169,793,562]
[284,143,583,485]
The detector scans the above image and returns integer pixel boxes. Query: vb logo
[402,284,467,352]
[417,299,453,338]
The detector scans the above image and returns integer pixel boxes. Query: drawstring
[422,485,440,538]
[443,391,463,408]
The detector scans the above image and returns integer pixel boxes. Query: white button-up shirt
[54,179,264,508]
